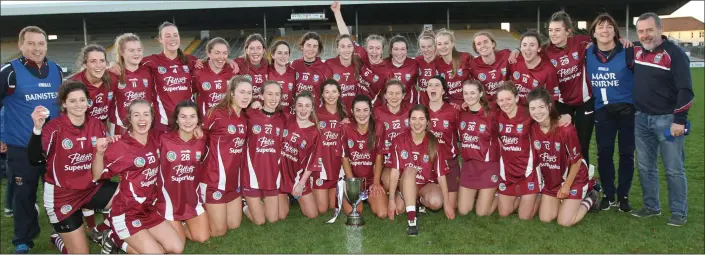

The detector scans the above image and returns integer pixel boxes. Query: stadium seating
[1,41,21,64]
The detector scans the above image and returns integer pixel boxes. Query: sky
[2,0,704,22]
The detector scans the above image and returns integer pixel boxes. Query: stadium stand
[1,40,21,63]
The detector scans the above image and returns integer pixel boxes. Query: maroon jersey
[201,108,247,199]
[192,61,235,115]
[386,132,449,185]
[374,103,411,156]
[530,123,588,193]
[428,103,460,158]
[110,66,155,133]
[415,56,437,106]
[68,71,119,121]
[291,58,332,99]
[341,122,384,181]
[268,66,296,114]
[234,57,269,100]
[496,108,535,182]
[459,109,500,162]
[142,52,198,126]
[434,52,473,106]
[326,57,358,112]
[508,56,560,102]
[102,132,161,223]
[468,49,511,102]
[279,120,323,193]
[315,106,344,182]
[544,35,591,106]
[242,110,287,190]
[354,43,392,106]
[387,57,419,105]
[156,131,207,221]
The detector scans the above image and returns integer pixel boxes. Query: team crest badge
[244,75,252,81]
[403,73,409,81]
[316,178,324,187]
[404,119,409,127]
[554,86,560,96]
[573,147,577,156]
[228,124,237,134]
[143,79,149,87]
[333,73,341,81]
[157,66,167,74]
[288,82,293,90]
[478,73,486,81]
[572,52,579,60]
[108,92,113,100]
[491,174,498,183]
[499,183,506,191]
[118,82,126,89]
[501,68,507,76]
[348,139,354,148]
[498,123,503,132]
[401,150,408,159]
[385,140,392,148]
[252,125,261,134]
[479,124,486,133]
[87,99,94,107]
[60,205,72,215]
[276,128,281,136]
[551,59,558,67]
[654,53,663,63]
[301,140,307,149]
[533,141,541,150]
[528,182,535,191]
[134,157,146,167]
[62,138,73,150]
[202,82,211,91]
[555,142,561,151]
[166,151,177,162]
[517,124,523,133]
[283,129,288,137]
[423,155,429,163]
[460,121,466,130]
[296,72,300,80]
[384,122,390,130]
[319,121,326,128]
[313,74,319,82]
[443,120,449,128]
[372,75,379,83]
[182,65,189,73]
[532,79,539,87]
[132,219,142,228]
[213,191,222,201]
[513,71,520,80]
[195,151,202,161]
[457,69,463,76]
[91,136,97,147]
[570,189,577,196]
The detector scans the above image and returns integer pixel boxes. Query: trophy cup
[344,177,364,226]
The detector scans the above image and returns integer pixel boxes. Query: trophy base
[345,216,364,226]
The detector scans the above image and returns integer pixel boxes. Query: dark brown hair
[385,78,406,95]
[57,80,90,113]
[299,32,324,57]
[294,90,320,129]
[427,75,449,103]
[169,100,201,131]
[74,44,112,92]
[243,33,266,70]
[550,10,573,32]
[387,35,410,61]
[336,34,363,78]
[527,87,560,132]
[158,21,188,65]
[268,40,290,66]
[319,78,347,120]
[351,94,376,152]
[209,75,252,117]
[496,80,518,97]
[520,30,543,47]
[408,104,439,163]
[589,13,621,45]
[462,80,491,116]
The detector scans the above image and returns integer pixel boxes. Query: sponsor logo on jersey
[143,79,149,87]
[228,124,237,134]
[533,140,541,150]
[460,121,466,130]
[316,178,324,187]
[499,183,506,191]
[491,174,498,183]
[513,71,520,80]
[202,82,211,91]
[91,136,97,147]
[213,191,222,200]
[479,124,486,133]
[132,219,142,228]
[555,142,561,151]
[572,52,579,60]
[501,68,507,76]
[401,150,408,159]
[528,182,535,191]
[517,124,523,133]
[319,121,326,128]
[158,66,167,74]
[134,157,146,167]
[62,138,73,150]
[333,74,341,81]
[182,65,189,73]
[60,204,72,215]
[348,139,354,148]
[252,125,262,134]
[166,151,177,162]
[423,154,429,163]
[478,73,486,81]
[195,151,202,161]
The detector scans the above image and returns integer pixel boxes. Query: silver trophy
[344,177,364,226]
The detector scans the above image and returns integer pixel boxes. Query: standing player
[376,80,411,195]
[201,76,252,236]
[192,37,235,115]
[434,29,472,107]
[68,44,118,122]
[425,75,460,210]
[291,32,333,100]
[241,81,288,225]
[313,79,347,213]
[386,35,419,105]
[387,105,454,236]
[457,80,500,217]
[528,88,598,227]
[508,31,559,103]
[110,33,155,136]
[280,91,324,219]
[92,99,183,254]
[234,34,269,107]
[495,81,539,220]
[416,30,438,106]
[341,95,388,218]
[28,81,116,254]
[156,100,209,243]
[326,34,361,112]
[267,41,296,115]
[468,31,514,103]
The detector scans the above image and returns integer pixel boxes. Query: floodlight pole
[537,5,540,34]
[264,13,268,42]
[446,8,450,29]
[83,17,87,46]
[355,9,359,41]
[625,4,630,39]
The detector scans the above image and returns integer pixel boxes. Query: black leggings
[52,181,118,233]
[556,98,595,165]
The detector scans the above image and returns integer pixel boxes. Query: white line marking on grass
[345,226,363,254]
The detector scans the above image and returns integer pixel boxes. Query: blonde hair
[74,44,112,92]
[471,30,497,55]
[114,33,141,85]
[435,29,461,77]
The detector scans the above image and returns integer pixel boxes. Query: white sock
[406,206,415,213]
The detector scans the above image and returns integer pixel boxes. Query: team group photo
[0,0,702,254]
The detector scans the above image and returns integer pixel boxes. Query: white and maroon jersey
[341,122,384,180]
[242,109,287,190]
[353,43,392,106]
[496,108,535,181]
[234,57,269,100]
[68,71,119,121]
[156,131,207,221]
[530,123,587,190]
[110,66,155,132]
[386,132,449,184]
[315,106,344,181]
[201,107,247,195]
[544,35,591,106]
[374,103,412,156]
[387,57,419,105]
[458,109,499,162]
[268,66,296,114]
[192,61,235,115]
[508,56,560,102]
[280,120,323,193]
[142,52,198,126]
[434,52,473,106]
[326,57,358,113]
[428,103,460,158]
[102,131,161,220]
[291,58,332,100]
[468,49,511,102]
[42,115,107,190]
[415,56,437,106]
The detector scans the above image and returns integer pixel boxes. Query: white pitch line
[345,226,363,254]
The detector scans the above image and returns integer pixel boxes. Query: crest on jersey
[283,129,289,137]
[501,68,507,76]
[513,71,520,80]
[404,119,409,127]
[553,86,560,96]
[158,66,167,74]
[301,140,307,149]
[288,82,294,90]
[348,139,354,148]
[401,150,408,159]
[498,123,503,132]
[498,183,506,191]
[333,74,341,81]
[134,157,146,167]
[443,120,449,128]
[91,136,97,147]
[572,52,579,60]
[182,65,190,73]
[319,121,326,128]
[573,147,577,156]
[479,124,486,133]
[654,53,663,63]
[528,182,535,191]
[533,140,541,150]
[296,72,300,80]
[460,121,466,130]
[202,82,211,91]
[276,128,281,136]
[491,174,498,183]
[478,73,487,81]
[423,154,429,163]
[118,82,126,89]
[227,124,237,134]
[107,92,114,101]
[570,189,577,196]
[60,205,72,215]
[143,79,149,87]
[313,74,320,82]
[385,140,391,148]
[457,69,463,76]
[551,59,558,67]
[62,138,73,150]
[555,142,561,151]
[87,99,94,107]
[405,73,411,81]
[252,125,262,134]
[132,219,142,228]
[372,75,379,83]
[213,191,222,201]
[532,79,539,87]
[195,151,202,161]
[517,124,523,133]
[244,74,252,81]
[316,178,324,187]
[166,151,177,162]
[384,122,390,130]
